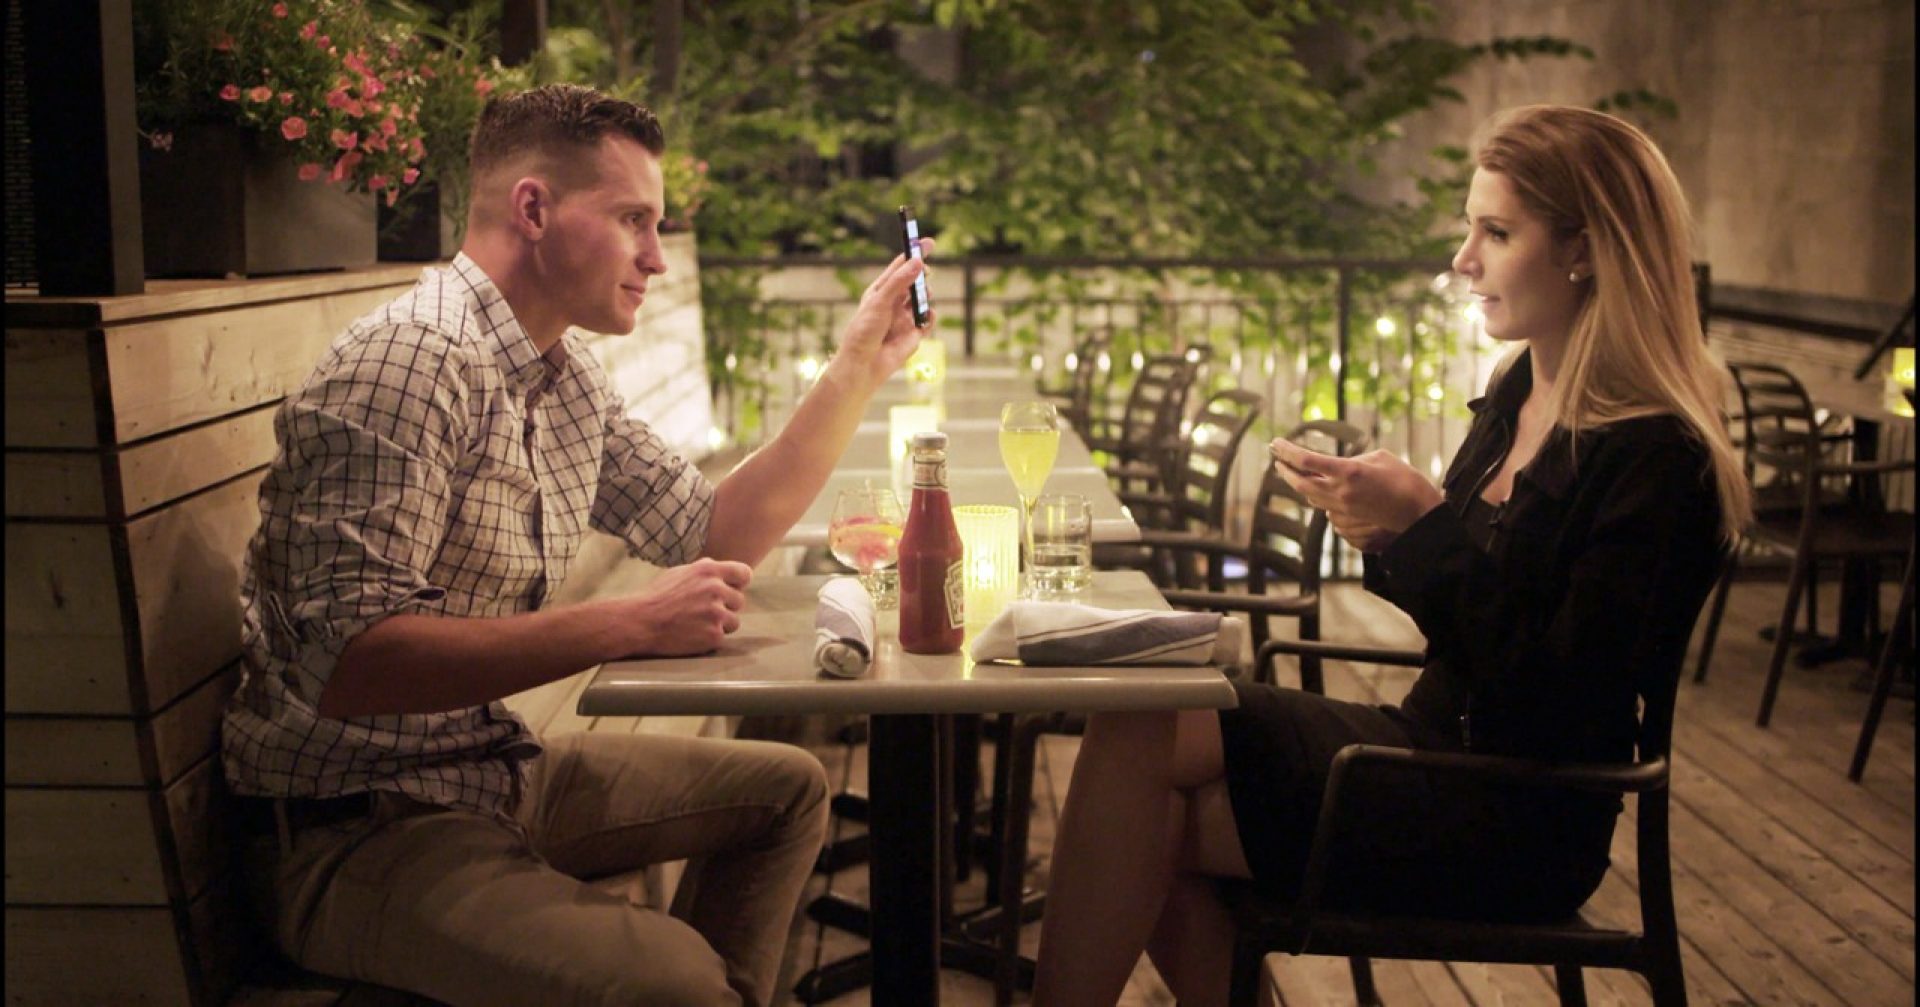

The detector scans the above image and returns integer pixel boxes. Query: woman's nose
[1451,240,1476,279]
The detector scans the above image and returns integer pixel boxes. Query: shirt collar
[1465,348,1580,501]
[447,253,567,395]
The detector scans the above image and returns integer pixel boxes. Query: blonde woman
[1032,105,1750,1006]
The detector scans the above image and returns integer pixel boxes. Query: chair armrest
[1162,589,1319,619]
[1136,531,1239,557]
[1814,457,1918,478]
[1257,638,1425,669]
[1286,743,1669,949]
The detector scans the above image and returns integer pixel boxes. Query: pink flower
[696,160,709,173]
[247,86,273,103]
[401,167,419,185]
[279,117,307,141]
[146,131,174,152]
[279,91,293,105]
[408,137,425,162]
[219,84,241,101]
[297,163,322,182]
[379,117,397,137]
[316,34,330,49]
[419,64,437,80]
[360,76,385,99]
[329,128,358,150]
[212,33,234,52]
[325,87,351,110]
[385,188,399,207]
[366,100,384,114]
[271,3,288,17]
[299,21,317,39]
[368,174,388,190]
[474,77,494,97]
[343,99,363,117]
[328,151,363,183]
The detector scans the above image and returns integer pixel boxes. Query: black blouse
[1364,353,1727,762]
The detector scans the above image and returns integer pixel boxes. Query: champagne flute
[828,483,906,609]
[999,401,1062,596]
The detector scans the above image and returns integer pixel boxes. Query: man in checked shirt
[222,84,935,1006]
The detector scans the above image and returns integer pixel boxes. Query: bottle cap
[910,431,949,450]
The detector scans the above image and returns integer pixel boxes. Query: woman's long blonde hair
[1475,105,1751,539]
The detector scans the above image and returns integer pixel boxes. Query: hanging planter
[140,122,376,277]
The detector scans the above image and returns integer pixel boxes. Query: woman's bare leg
[1033,709,1243,1006]
[1144,778,1253,1007]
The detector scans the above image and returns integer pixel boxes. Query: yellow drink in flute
[998,426,1061,499]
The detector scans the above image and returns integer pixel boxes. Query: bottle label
[912,456,948,489]
[944,559,965,629]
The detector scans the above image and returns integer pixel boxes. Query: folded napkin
[969,602,1245,667]
[814,577,877,678]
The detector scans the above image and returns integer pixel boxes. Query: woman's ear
[1560,229,1593,281]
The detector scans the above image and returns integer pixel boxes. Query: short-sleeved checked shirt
[223,254,715,818]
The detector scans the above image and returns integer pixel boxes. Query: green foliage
[528,1,1665,438]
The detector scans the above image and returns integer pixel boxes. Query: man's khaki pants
[242,732,829,1007]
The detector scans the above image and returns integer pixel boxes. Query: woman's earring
[1568,270,1582,283]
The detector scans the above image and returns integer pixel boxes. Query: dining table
[576,570,1239,1005]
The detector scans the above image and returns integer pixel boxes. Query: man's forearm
[705,362,878,564]
[319,601,623,719]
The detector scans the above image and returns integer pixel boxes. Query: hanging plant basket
[139,123,376,278]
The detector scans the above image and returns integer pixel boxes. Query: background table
[579,570,1237,1005]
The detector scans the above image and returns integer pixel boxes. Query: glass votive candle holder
[954,504,1019,629]
[889,404,941,498]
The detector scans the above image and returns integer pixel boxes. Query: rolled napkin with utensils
[969,602,1245,667]
[814,577,878,678]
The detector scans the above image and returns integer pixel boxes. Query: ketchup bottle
[899,431,965,654]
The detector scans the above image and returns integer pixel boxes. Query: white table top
[842,416,1099,472]
[578,571,1238,718]
[787,466,1139,547]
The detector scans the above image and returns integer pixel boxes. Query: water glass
[1029,493,1093,598]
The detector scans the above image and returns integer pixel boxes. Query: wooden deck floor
[777,574,1915,1006]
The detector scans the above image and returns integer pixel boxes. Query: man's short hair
[468,84,665,191]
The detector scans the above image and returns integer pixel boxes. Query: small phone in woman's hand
[1271,440,1329,480]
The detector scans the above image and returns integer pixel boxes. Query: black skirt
[1217,680,1618,923]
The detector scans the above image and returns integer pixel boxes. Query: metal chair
[1693,361,1869,684]
[1850,541,1916,782]
[1715,364,1916,726]
[1036,329,1112,435]
[1154,419,1372,675]
[1105,389,1268,587]
[1224,637,1688,1007]
[1082,348,1208,495]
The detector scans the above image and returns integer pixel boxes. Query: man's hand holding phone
[899,205,933,328]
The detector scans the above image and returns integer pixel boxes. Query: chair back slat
[1245,419,1371,591]
[1166,389,1267,534]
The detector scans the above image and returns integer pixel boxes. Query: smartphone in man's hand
[898,205,932,328]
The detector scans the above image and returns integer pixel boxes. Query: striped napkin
[969,602,1244,667]
[814,577,877,678]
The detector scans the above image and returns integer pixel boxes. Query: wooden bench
[5,237,719,1006]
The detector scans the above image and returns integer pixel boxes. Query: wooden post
[22,0,143,295]
[653,0,683,99]
[499,0,548,67]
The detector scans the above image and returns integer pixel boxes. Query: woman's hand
[1269,438,1446,553]
[828,238,936,391]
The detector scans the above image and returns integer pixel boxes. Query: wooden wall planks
[3,237,714,1006]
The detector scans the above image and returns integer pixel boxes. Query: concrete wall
[1353,0,1914,307]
